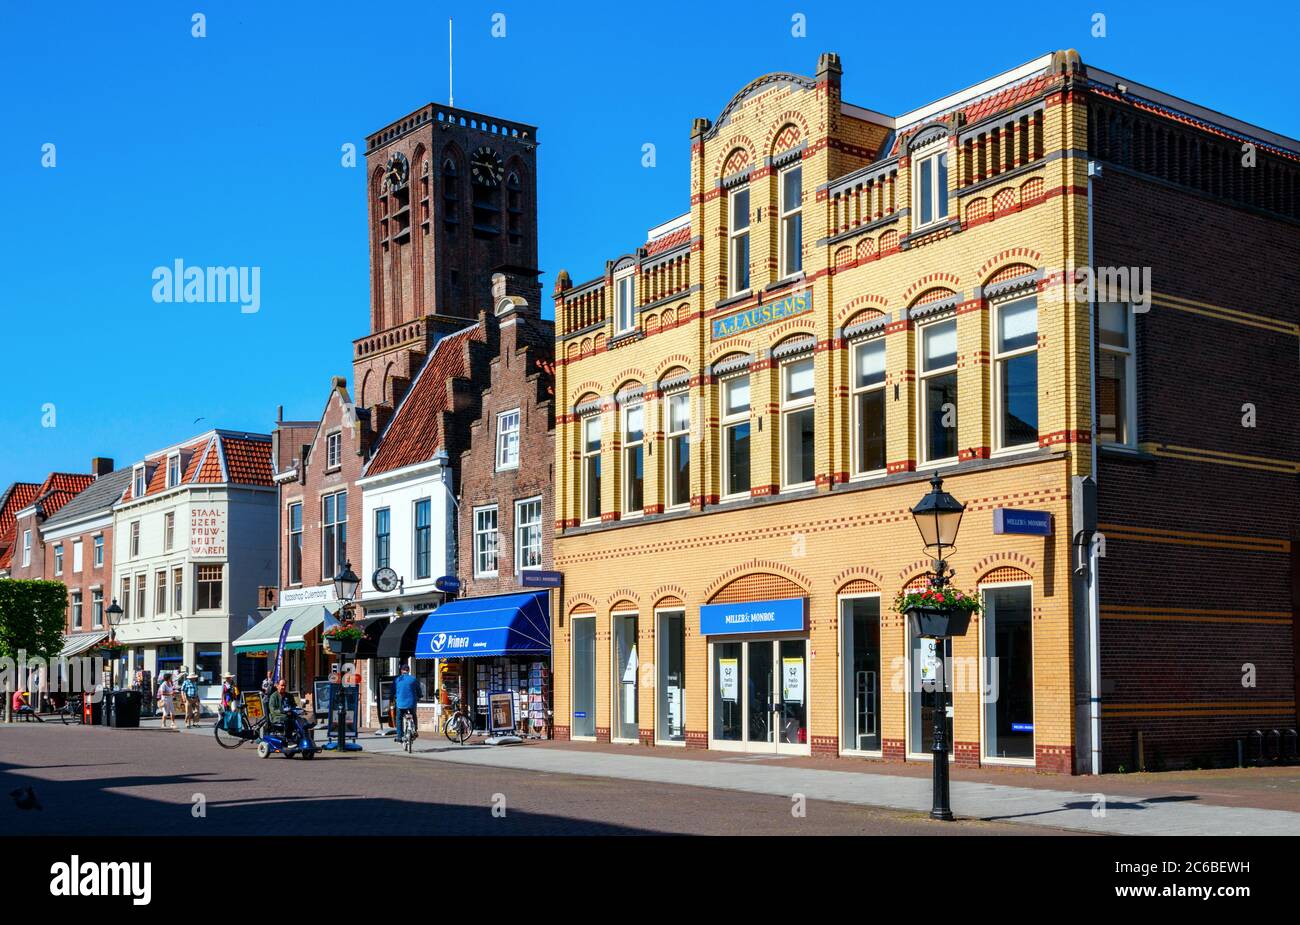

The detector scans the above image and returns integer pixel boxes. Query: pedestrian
[220,672,238,712]
[182,673,201,727]
[261,671,273,698]
[157,673,177,730]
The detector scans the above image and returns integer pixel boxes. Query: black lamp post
[908,474,966,822]
[104,599,124,726]
[331,563,361,752]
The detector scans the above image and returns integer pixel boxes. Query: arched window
[506,171,522,242]
[442,158,459,235]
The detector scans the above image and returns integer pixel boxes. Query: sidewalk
[142,718,1300,836]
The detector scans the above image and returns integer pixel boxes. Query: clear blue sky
[2,0,1296,484]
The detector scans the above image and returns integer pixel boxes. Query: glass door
[612,612,638,743]
[571,616,596,738]
[656,610,685,743]
[710,638,809,754]
[983,585,1034,761]
[776,639,808,753]
[909,633,953,757]
[746,639,774,748]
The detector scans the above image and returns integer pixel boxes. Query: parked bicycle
[57,694,83,725]
[442,692,474,745]
[214,701,265,749]
[402,711,418,752]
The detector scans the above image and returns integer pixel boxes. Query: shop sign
[699,597,806,636]
[711,290,813,340]
[781,658,805,704]
[280,585,336,606]
[718,658,739,701]
[992,508,1053,536]
[435,575,461,594]
[520,569,563,588]
[190,506,227,557]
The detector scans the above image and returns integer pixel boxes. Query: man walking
[181,673,201,727]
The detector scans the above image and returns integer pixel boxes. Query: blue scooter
[257,706,319,759]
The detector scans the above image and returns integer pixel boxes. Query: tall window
[665,392,691,509]
[134,573,146,620]
[195,565,223,611]
[995,297,1039,448]
[496,409,520,470]
[92,589,103,628]
[920,319,959,463]
[21,530,30,567]
[982,584,1034,760]
[155,569,168,616]
[474,506,499,576]
[173,566,183,613]
[166,453,181,488]
[322,491,347,579]
[515,497,543,572]
[622,401,644,515]
[120,577,131,620]
[414,499,431,580]
[913,143,950,228]
[133,466,146,498]
[326,431,342,469]
[164,512,175,550]
[728,186,751,294]
[614,268,636,336]
[54,544,63,576]
[779,165,803,278]
[374,507,391,571]
[851,339,887,475]
[71,591,83,630]
[781,357,816,488]
[581,415,602,523]
[287,502,303,584]
[93,534,104,567]
[721,376,751,498]
[72,539,83,573]
[130,521,140,557]
[1098,302,1136,446]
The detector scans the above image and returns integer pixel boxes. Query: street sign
[992,508,1053,536]
[520,569,562,588]
[435,575,461,594]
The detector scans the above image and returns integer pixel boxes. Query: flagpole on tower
[448,17,454,108]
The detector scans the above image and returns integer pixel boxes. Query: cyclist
[392,664,420,743]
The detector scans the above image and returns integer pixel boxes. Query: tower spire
[448,17,454,107]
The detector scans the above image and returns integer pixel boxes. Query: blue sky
[1,0,1296,484]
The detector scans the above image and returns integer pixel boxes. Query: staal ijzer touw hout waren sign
[711,290,812,340]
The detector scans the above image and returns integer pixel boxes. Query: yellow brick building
[549,49,1299,773]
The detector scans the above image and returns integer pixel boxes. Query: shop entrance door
[713,638,808,755]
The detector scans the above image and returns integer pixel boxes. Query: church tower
[353,103,541,415]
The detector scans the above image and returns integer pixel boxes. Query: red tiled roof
[216,435,273,485]
[644,224,691,256]
[118,432,273,502]
[367,324,484,476]
[0,482,40,541]
[889,71,1059,157]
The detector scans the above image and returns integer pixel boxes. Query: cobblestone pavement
[0,724,1067,836]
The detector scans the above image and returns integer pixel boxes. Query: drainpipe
[1086,160,1102,775]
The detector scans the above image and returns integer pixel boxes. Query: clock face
[383,153,409,193]
[373,567,399,593]
[470,145,504,187]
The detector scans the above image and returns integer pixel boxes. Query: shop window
[612,612,639,742]
[157,644,183,681]
[622,401,644,515]
[572,615,596,738]
[1098,302,1136,446]
[496,409,520,470]
[919,319,958,463]
[665,392,691,510]
[995,296,1039,449]
[721,376,751,498]
[851,339,887,476]
[781,356,816,488]
[840,595,881,752]
[728,185,751,295]
[656,610,686,743]
[908,632,952,757]
[712,641,743,741]
[287,502,303,584]
[913,142,950,229]
[514,497,543,572]
[195,564,223,611]
[374,507,391,571]
[414,499,431,579]
[473,505,498,577]
[322,491,347,579]
[779,164,803,278]
[982,584,1034,761]
[581,415,602,524]
[194,645,223,686]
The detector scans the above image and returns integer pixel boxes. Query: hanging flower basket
[893,586,979,639]
[324,625,362,654]
[96,639,126,656]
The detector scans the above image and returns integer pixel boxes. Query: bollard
[1266,728,1282,764]
[1283,729,1298,765]
[1249,729,1265,766]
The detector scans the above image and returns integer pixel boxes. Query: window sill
[495,463,520,473]
[920,456,960,469]
[848,470,888,483]
[780,482,817,495]
[990,444,1040,459]
[715,289,753,311]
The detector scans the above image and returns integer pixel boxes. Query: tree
[0,579,68,665]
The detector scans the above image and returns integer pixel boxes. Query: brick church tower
[353,104,541,419]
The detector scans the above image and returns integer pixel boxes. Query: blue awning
[415,592,550,658]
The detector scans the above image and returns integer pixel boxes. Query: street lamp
[908,474,967,822]
[104,599,123,726]
[330,563,361,752]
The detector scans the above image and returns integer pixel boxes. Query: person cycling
[392,664,420,742]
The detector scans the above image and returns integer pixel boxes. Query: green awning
[232,601,341,654]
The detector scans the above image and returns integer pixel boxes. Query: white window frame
[613,267,636,336]
[514,496,543,573]
[993,296,1040,453]
[287,501,303,585]
[173,566,184,614]
[71,591,83,629]
[413,497,432,580]
[373,506,391,571]
[837,591,884,757]
[120,577,132,621]
[918,317,959,466]
[132,465,146,498]
[580,414,602,525]
[778,164,803,279]
[850,338,888,479]
[326,431,342,469]
[621,400,645,518]
[780,356,816,490]
[72,539,83,573]
[194,564,223,612]
[164,511,175,551]
[135,572,147,621]
[473,505,499,577]
[496,408,521,470]
[93,534,104,568]
[664,390,692,510]
[728,185,751,296]
[1098,302,1138,448]
[166,452,181,488]
[321,490,347,580]
[92,589,104,628]
[978,578,1036,766]
[720,375,751,501]
[912,140,950,230]
[155,569,168,617]
[21,529,31,567]
[53,543,63,576]
[130,521,141,558]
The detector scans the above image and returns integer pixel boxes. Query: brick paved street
[0,724,1067,836]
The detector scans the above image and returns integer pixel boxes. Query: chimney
[91,457,114,478]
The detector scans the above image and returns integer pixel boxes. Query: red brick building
[3,468,99,581]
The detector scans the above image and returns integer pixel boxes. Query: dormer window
[133,465,146,498]
[613,267,636,336]
[166,452,182,488]
[913,140,950,229]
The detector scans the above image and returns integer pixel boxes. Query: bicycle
[57,694,83,725]
[214,704,265,749]
[401,711,418,752]
[442,693,474,745]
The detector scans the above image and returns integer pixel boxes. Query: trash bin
[110,690,141,728]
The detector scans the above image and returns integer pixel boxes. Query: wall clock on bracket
[470,145,504,187]
[373,566,400,593]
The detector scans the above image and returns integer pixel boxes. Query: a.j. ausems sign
[711,290,813,340]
